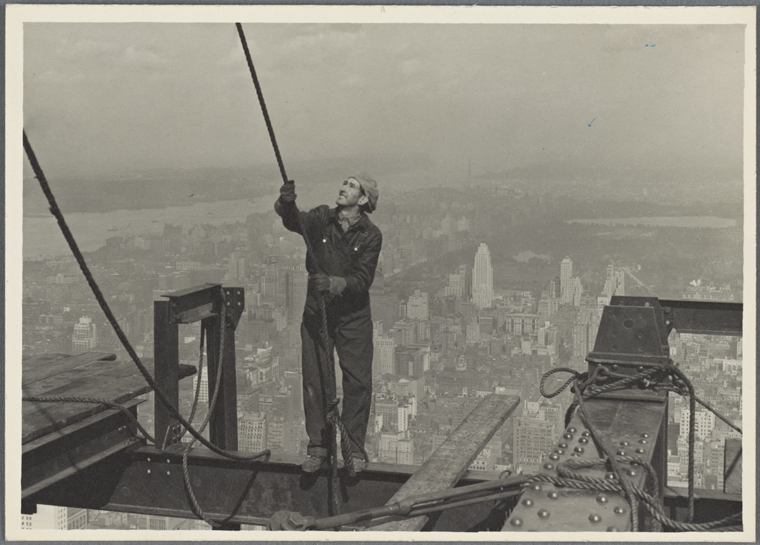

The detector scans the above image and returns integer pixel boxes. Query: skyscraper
[560,257,573,304]
[406,290,429,320]
[472,243,493,309]
[71,316,97,353]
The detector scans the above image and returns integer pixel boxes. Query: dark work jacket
[275,198,383,320]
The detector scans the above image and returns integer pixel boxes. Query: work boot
[350,455,367,473]
[301,454,327,473]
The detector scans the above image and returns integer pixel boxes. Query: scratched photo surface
[9,7,754,540]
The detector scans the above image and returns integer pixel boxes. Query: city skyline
[10,5,753,536]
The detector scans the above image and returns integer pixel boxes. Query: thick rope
[541,360,742,531]
[23,130,270,465]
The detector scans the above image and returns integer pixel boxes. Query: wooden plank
[724,437,742,495]
[23,352,116,385]
[22,356,196,444]
[370,394,520,531]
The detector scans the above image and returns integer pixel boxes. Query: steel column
[153,298,179,449]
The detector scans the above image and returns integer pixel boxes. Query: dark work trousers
[301,309,373,458]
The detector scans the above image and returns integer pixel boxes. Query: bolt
[537,509,550,519]
[531,483,543,491]
[547,491,559,499]
[616,450,626,456]
[605,473,616,480]
[579,437,589,444]
[563,433,573,440]
[558,442,568,449]
[620,441,629,446]
[522,498,534,507]
[510,518,523,527]
[549,453,560,461]
[614,506,626,515]
[543,463,555,470]
[635,448,645,454]
[574,446,585,453]
[641,433,649,438]
[581,430,590,437]
[596,494,608,504]
[639,439,649,444]
[568,427,577,433]
[588,513,601,523]
[627,469,637,477]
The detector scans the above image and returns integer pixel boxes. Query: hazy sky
[23,22,746,177]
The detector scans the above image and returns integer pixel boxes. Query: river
[567,216,737,228]
[22,193,281,260]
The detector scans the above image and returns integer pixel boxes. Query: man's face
[336,178,368,208]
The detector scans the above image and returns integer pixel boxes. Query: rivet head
[147,469,151,474]
[568,427,577,433]
[581,430,590,437]
[620,441,629,446]
[147,457,152,462]
[605,473,616,480]
[510,517,523,527]
[607,526,618,532]
[522,498,534,507]
[167,470,171,475]
[641,433,649,438]
[589,513,602,523]
[574,446,585,453]
[635,448,645,454]
[563,433,573,440]
[637,366,645,373]
[558,442,568,449]
[538,509,550,519]
[549,453,560,461]
[639,439,648,444]
[627,469,637,477]
[571,452,580,457]
[531,483,542,491]
[596,494,609,504]
[556,449,565,455]
[611,364,619,371]
[616,450,626,456]
[543,463,555,470]
[579,437,589,444]
[547,491,559,499]
[614,506,626,515]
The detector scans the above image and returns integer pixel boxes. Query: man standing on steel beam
[275,174,382,473]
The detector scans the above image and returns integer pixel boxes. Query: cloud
[123,45,167,68]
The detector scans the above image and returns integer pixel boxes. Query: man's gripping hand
[309,273,347,296]
[280,180,297,203]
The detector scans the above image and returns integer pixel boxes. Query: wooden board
[370,394,520,531]
[22,353,196,444]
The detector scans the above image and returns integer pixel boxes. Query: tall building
[192,365,209,403]
[560,257,573,304]
[71,316,97,352]
[21,505,68,530]
[286,266,308,323]
[239,413,267,453]
[472,243,493,309]
[603,264,626,299]
[513,417,556,475]
[444,265,469,298]
[406,290,429,320]
[373,334,396,376]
